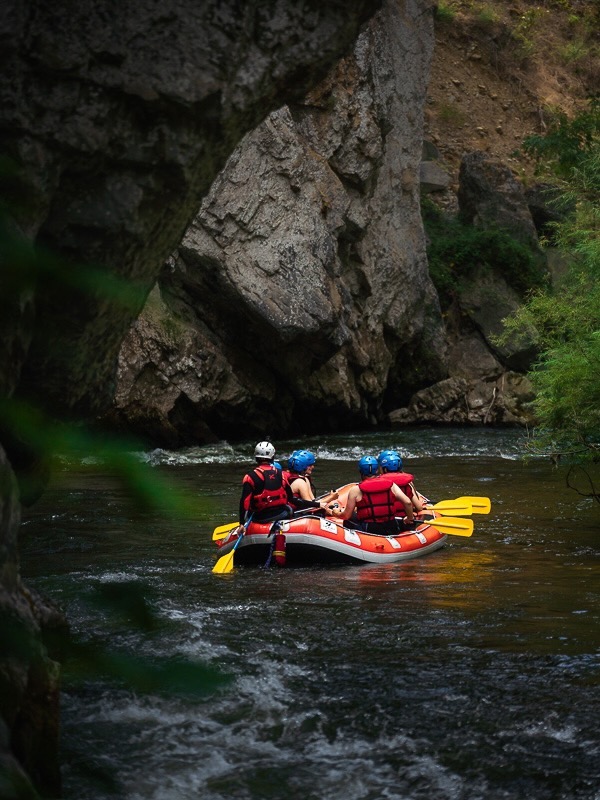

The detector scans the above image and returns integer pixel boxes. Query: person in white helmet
[238,441,294,525]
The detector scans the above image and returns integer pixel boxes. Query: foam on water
[54,427,531,468]
[64,679,471,800]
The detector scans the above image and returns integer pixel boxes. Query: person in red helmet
[238,441,294,526]
[330,456,416,535]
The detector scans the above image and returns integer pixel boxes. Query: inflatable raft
[212,483,485,572]
[214,508,451,567]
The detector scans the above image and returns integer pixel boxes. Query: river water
[20,428,599,800]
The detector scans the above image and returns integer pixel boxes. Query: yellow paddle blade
[456,496,491,514]
[212,521,238,541]
[212,548,236,574]
[213,515,252,573]
[425,516,474,537]
[431,499,473,516]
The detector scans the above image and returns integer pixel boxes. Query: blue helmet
[273,461,282,470]
[358,455,379,477]
[377,449,402,472]
[288,449,316,473]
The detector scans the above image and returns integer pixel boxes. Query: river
[20,428,599,800]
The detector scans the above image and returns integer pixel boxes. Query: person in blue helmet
[285,449,338,514]
[377,449,424,517]
[331,455,416,535]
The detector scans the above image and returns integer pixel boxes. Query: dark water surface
[20,429,600,800]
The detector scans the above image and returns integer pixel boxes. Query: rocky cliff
[109,0,448,446]
[0,1,381,795]
[109,0,575,444]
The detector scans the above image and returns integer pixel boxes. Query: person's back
[377,450,423,516]
[239,441,293,525]
[332,456,416,535]
[356,473,397,526]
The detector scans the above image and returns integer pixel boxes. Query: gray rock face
[0,2,382,794]
[458,150,542,250]
[0,447,63,799]
[113,0,448,444]
[420,160,451,194]
[387,148,545,427]
[388,371,536,426]
[1,0,380,420]
[457,272,539,372]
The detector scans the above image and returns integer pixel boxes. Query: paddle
[212,521,238,541]
[326,514,474,537]
[456,496,491,514]
[430,499,473,516]
[212,515,252,574]
[420,515,474,537]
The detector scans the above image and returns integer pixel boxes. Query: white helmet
[254,441,275,459]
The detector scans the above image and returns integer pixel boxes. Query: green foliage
[505,99,600,478]
[0,211,146,315]
[422,198,547,307]
[66,580,231,694]
[512,7,545,57]
[434,3,457,23]
[0,158,230,709]
[474,3,499,25]
[524,97,600,181]
[0,168,200,514]
[558,39,591,64]
[436,101,468,128]
[503,278,600,458]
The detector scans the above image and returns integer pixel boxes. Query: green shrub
[474,3,499,25]
[558,39,590,64]
[422,198,547,307]
[434,3,457,23]
[505,99,600,469]
[436,102,468,128]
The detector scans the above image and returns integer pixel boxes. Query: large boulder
[388,371,536,426]
[458,150,543,250]
[111,0,447,444]
[1,0,381,421]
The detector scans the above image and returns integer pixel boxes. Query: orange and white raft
[214,509,449,568]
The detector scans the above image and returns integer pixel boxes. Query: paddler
[284,449,338,515]
[238,441,294,528]
[377,450,424,517]
[330,456,417,535]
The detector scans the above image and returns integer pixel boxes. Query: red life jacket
[382,471,415,516]
[285,472,313,498]
[244,464,289,512]
[356,476,396,523]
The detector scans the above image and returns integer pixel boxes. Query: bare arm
[291,477,314,501]
[332,485,360,520]
[391,484,414,521]
[408,483,423,512]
